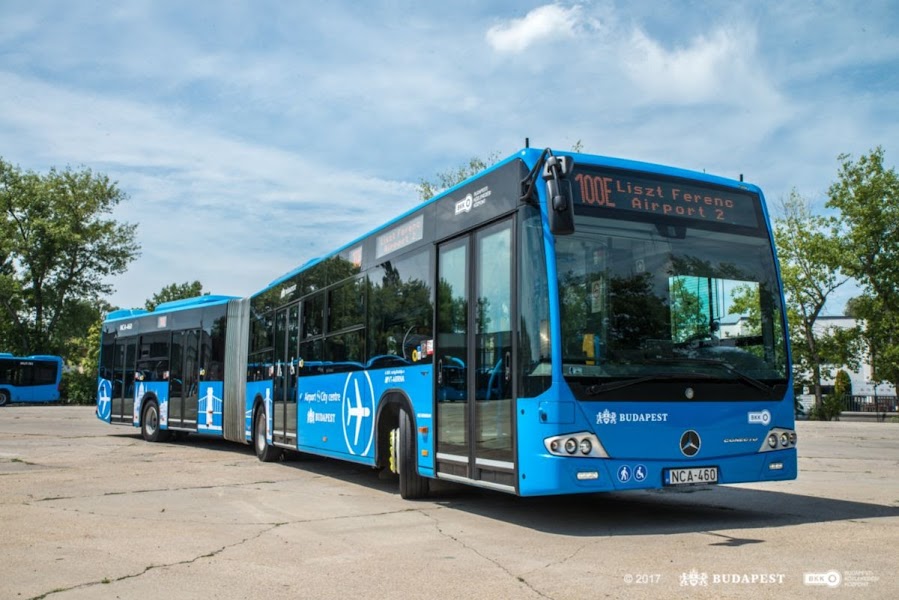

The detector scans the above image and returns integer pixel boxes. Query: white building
[719,314,896,414]
[796,316,896,414]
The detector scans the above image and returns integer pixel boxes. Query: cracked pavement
[1,407,897,599]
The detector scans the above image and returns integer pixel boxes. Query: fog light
[769,462,784,470]
[576,471,599,480]
[579,438,592,455]
[564,438,578,454]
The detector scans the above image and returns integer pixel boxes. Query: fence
[842,395,899,413]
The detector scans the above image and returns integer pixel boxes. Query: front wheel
[395,407,428,500]
[254,405,282,463]
[0,390,10,407]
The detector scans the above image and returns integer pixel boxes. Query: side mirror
[543,156,575,235]
[542,155,573,179]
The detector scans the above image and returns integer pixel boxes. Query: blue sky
[2,1,897,312]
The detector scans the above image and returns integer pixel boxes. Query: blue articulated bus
[97,147,796,498]
[0,353,63,406]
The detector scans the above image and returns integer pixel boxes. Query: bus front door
[111,339,136,424]
[436,218,516,492]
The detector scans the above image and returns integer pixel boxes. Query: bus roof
[105,294,238,322]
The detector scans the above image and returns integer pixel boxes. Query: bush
[60,370,96,405]
[809,394,844,421]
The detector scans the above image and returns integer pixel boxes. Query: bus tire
[254,405,282,463]
[141,400,169,443]
[397,407,428,500]
[0,390,9,407]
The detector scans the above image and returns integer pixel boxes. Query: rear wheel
[395,407,428,500]
[0,390,9,407]
[141,401,169,442]
[254,405,282,462]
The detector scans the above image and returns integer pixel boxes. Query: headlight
[543,432,609,458]
[759,428,797,452]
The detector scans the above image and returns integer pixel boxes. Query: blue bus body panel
[517,388,797,496]
[245,381,274,443]
[135,381,168,426]
[294,364,434,474]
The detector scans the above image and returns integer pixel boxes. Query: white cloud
[1,0,897,318]
[0,70,420,308]
[622,25,780,108]
[486,4,587,54]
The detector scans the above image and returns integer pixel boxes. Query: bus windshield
[556,213,788,400]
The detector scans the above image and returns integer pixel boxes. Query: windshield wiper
[585,372,714,396]
[648,357,776,395]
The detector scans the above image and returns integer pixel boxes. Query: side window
[300,293,326,372]
[368,248,433,367]
[248,307,272,382]
[329,277,365,332]
[33,362,57,386]
[303,293,324,339]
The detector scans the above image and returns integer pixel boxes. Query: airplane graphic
[347,378,372,446]
[97,380,111,420]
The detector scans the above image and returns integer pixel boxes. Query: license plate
[664,466,718,486]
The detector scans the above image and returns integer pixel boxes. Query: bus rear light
[544,432,608,458]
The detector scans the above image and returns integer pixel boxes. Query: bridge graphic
[198,385,223,432]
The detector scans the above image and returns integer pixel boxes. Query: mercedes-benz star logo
[680,430,701,457]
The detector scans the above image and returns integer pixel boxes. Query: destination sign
[376,215,424,259]
[570,168,760,228]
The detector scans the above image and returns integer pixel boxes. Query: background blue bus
[98,146,797,499]
[0,354,63,406]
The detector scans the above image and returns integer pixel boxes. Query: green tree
[418,153,501,201]
[846,295,899,390]
[60,318,104,405]
[827,147,899,392]
[0,158,139,356]
[145,281,206,311]
[774,190,849,411]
